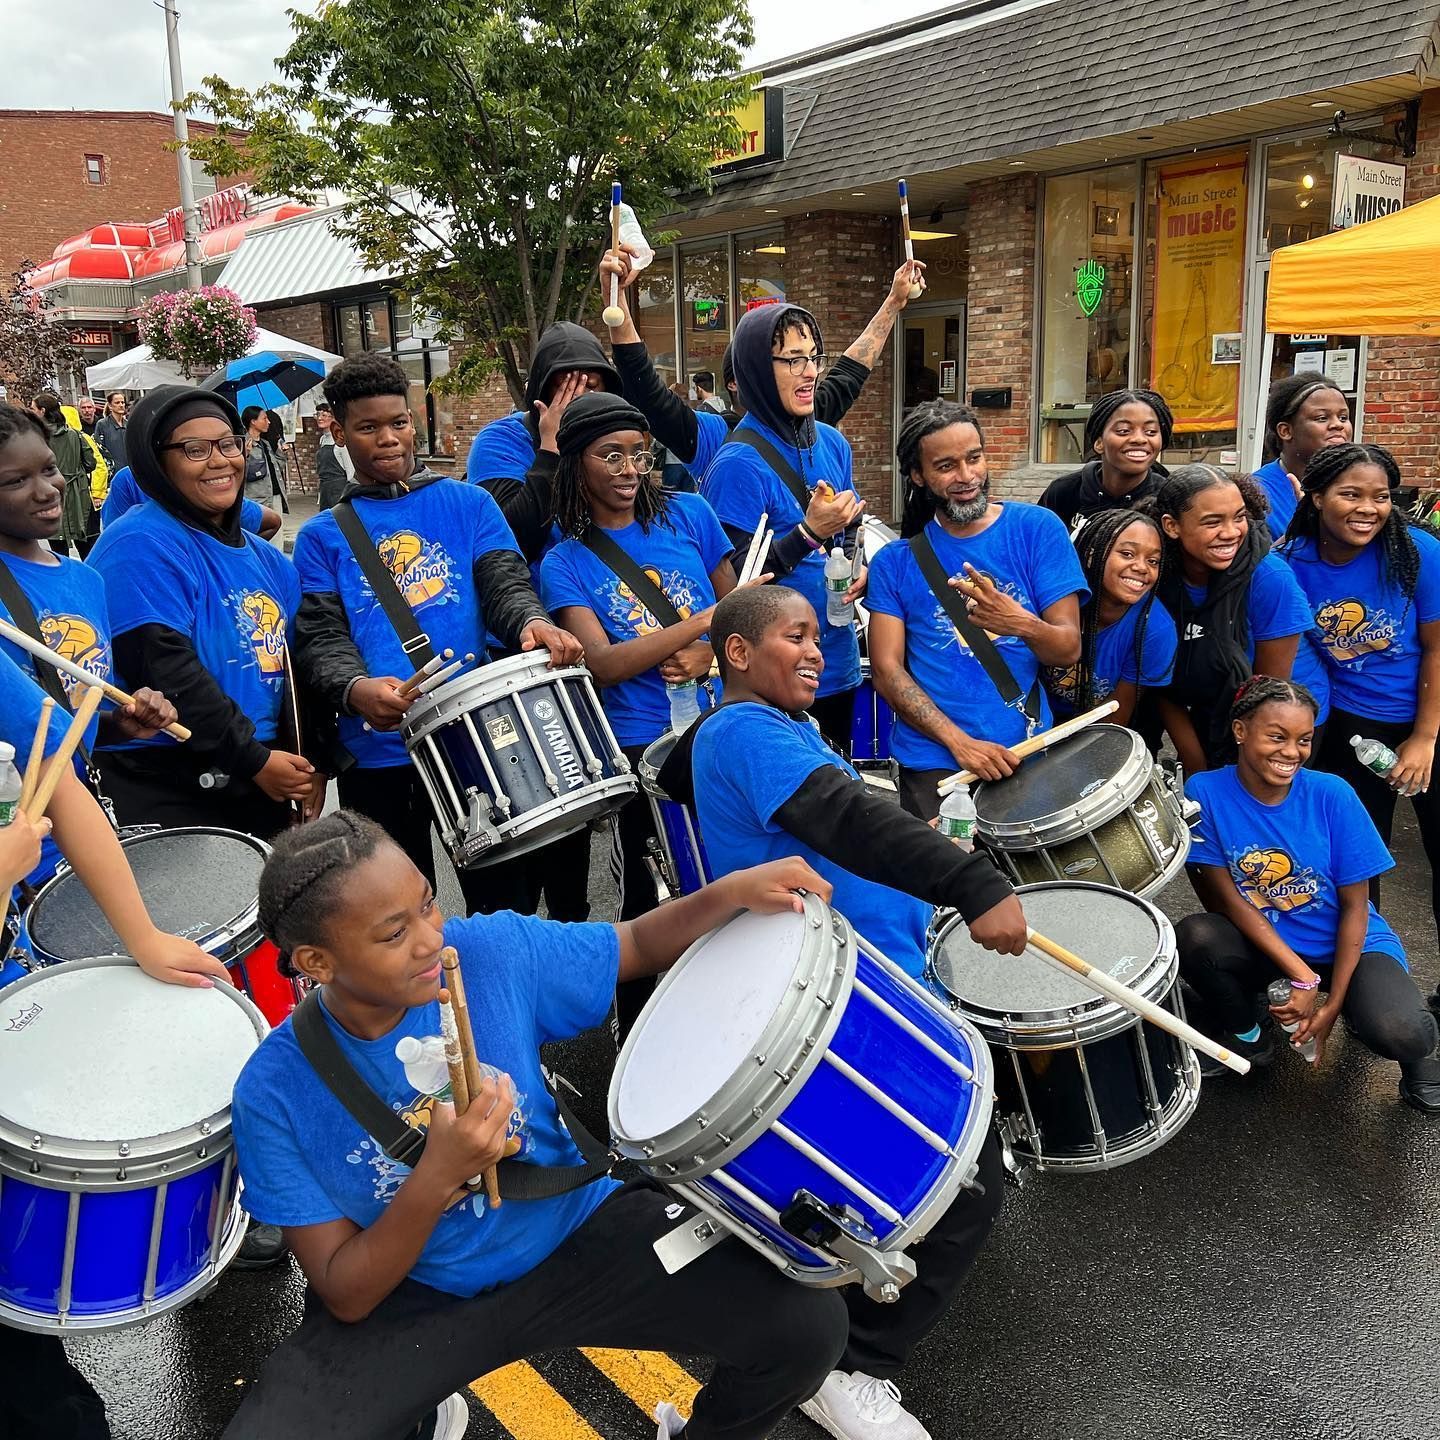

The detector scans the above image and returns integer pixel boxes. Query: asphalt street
[61,794,1440,1440]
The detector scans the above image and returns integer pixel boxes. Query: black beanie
[129,384,247,542]
[555,392,649,458]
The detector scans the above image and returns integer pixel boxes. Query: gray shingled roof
[678,0,1440,217]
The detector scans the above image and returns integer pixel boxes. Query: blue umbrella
[201,352,326,413]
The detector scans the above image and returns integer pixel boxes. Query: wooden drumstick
[397,649,454,698]
[937,699,1120,795]
[897,180,924,300]
[0,617,192,742]
[23,686,104,822]
[1026,929,1251,1076]
[437,987,471,1112]
[442,947,500,1208]
[416,656,467,696]
[602,182,625,328]
[17,697,55,815]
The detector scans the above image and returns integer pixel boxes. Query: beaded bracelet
[1289,975,1321,991]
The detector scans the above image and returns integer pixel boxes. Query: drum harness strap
[907,532,1042,737]
[332,500,438,669]
[291,990,615,1200]
[720,428,811,513]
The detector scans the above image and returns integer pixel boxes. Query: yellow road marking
[470,1361,605,1439]
[581,1348,701,1422]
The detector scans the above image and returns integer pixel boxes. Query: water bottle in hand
[938,783,977,852]
[1266,977,1318,1063]
[667,680,701,733]
[825,547,854,628]
[0,743,21,827]
[1350,734,1398,777]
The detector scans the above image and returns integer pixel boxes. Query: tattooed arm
[867,612,1020,782]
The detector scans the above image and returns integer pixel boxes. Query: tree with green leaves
[0,264,83,404]
[188,0,753,404]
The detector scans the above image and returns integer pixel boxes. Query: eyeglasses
[773,353,827,376]
[595,449,656,476]
[158,435,245,462]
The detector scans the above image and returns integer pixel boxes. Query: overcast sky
[5,1,947,112]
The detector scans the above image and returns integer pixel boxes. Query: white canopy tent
[85,328,343,393]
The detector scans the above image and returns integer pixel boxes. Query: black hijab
[128,386,248,545]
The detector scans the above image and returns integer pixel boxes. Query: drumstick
[0,617,192,743]
[937,699,1120,795]
[17,697,55,815]
[602,182,625,328]
[397,649,454,698]
[23,686,104,822]
[897,180,924,300]
[738,513,768,586]
[416,656,467,696]
[437,987,471,1112]
[442,947,500,1209]
[1026,929,1251,1076]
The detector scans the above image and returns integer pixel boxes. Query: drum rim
[0,956,267,1184]
[402,655,595,741]
[929,882,1178,1045]
[974,727,1154,845]
[446,774,636,868]
[24,827,269,965]
[609,893,854,1176]
[638,730,680,800]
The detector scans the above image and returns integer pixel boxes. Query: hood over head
[128,385,247,543]
[728,302,824,450]
[521,323,621,433]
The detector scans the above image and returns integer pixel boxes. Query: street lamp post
[163,0,204,290]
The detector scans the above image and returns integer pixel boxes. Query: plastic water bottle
[938,783,977,851]
[395,1035,454,1100]
[825,547,854,628]
[1266,977,1319,1063]
[1350,734,1398,778]
[667,680,701,733]
[0,743,21,828]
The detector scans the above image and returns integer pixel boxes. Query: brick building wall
[0,110,232,282]
[448,369,518,480]
[1364,90,1440,483]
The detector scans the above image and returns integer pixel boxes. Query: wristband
[798,521,826,549]
[1289,974,1321,991]
[341,675,365,716]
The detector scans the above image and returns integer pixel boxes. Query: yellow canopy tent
[1265,192,1440,336]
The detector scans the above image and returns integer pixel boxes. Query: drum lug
[779,1190,916,1303]
[996,1122,1028,1189]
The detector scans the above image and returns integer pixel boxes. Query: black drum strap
[579,528,685,629]
[720,428,811,513]
[332,500,437,668]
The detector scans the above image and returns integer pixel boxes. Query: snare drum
[638,731,712,899]
[611,896,993,1301]
[851,660,896,768]
[20,827,301,1027]
[973,725,1189,897]
[404,652,636,869]
[929,882,1199,1172]
[0,957,264,1331]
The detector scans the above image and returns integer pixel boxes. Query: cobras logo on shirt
[377,530,453,609]
[236,590,286,675]
[38,614,109,698]
[606,568,699,636]
[1235,848,1320,913]
[1314,598,1396,663]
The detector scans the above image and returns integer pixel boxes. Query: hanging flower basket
[137,286,258,380]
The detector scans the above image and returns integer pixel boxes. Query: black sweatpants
[896,765,949,824]
[1176,912,1440,1078]
[225,1154,1002,1440]
[337,764,592,921]
[0,1328,109,1439]
[810,687,858,761]
[98,748,292,841]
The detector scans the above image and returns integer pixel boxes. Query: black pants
[613,743,663,1039]
[896,765,948,824]
[1317,707,1440,936]
[337,763,592,920]
[1176,912,1439,1077]
[0,1328,109,1439]
[810,687,858,761]
[225,1155,1002,1440]
[98,748,292,842]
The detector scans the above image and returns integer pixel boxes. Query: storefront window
[634,252,677,387]
[679,243,731,388]
[909,226,968,304]
[736,232,787,314]
[1038,165,1138,464]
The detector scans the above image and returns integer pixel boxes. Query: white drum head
[0,962,266,1143]
[613,909,808,1141]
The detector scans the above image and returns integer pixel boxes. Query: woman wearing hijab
[87,386,319,839]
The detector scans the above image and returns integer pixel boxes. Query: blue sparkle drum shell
[0,958,266,1332]
[610,898,993,1290]
[638,731,713,898]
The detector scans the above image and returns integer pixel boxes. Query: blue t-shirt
[1045,598,1177,719]
[865,509,1089,769]
[465,411,536,487]
[294,481,524,768]
[692,703,932,976]
[0,650,66,916]
[701,418,862,697]
[1253,459,1297,539]
[89,503,300,751]
[1188,766,1404,967]
[100,466,266,536]
[1280,530,1440,724]
[540,493,732,747]
[231,911,621,1297]
[691,409,730,478]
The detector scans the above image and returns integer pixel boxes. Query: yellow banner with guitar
[1150,154,1248,433]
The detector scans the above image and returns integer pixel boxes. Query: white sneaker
[433,1391,469,1440]
[655,1399,688,1437]
[800,1371,931,1440]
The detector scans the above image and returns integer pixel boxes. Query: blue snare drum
[0,957,265,1332]
[851,661,896,768]
[610,896,993,1300]
[638,731,713,899]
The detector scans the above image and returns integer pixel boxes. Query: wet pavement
[61,800,1440,1440]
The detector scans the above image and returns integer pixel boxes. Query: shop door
[900,306,965,410]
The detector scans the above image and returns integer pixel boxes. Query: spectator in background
[243,406,286,512]
[693,369,727,414]
[76,395,99,437]
[94,390,128,471]
[30,391,97,557]
[264,409,292,516]
[314,401,353,510]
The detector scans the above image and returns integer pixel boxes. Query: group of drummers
[1,240,1439,1440]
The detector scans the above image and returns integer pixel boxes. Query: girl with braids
[1253,372,1353,537]
[1036,388,1174,533]
[1146,464,1325,773]
[1178,677,1439,1111]
[1277,443,1440,947]
[223,810,854,1440]
[1041,509,1176,727]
